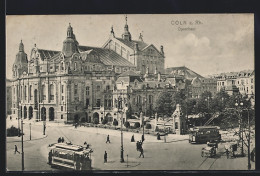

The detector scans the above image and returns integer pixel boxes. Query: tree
[113,119,118,126]
[154,90,175,116]
[124,121,130,128]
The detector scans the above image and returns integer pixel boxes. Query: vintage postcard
[6,14,255,171]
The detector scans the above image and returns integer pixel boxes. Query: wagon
[201,146,216,158]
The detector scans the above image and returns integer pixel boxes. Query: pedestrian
[157,133,161,140]
[131,135,135,142]
[58,137,61,143]
[136,141,139,151]
[14,145,20,154]
[104,151,107,163]
[10,116,12,121]
[61,137,64,143]
[225,148,229,159]
[139,147,144,158]
[106,135,110,143]
[251,148,255,162]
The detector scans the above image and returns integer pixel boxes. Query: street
[6,119,254,171]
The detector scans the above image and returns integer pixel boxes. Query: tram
[48,142,93,170]
[189,126,221,144]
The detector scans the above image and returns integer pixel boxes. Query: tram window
[206,131,210,134]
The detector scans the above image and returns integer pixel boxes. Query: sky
[6,14,254,79]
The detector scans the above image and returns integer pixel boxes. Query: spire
[19,40,24,52]
[122,15,131,41]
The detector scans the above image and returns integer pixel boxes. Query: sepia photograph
[6,14,255,171]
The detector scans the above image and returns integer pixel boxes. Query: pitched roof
[78,46,135,67]
[37,49,60,60]
[166,66,204,80]
[115,38,148,50]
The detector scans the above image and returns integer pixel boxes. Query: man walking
[104,151,108,163]
[106,135,110,143]
[139,147,144,158]
[14,145,20,154]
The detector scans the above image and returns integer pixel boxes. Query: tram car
[48,142,93,170]
[189,126,221,144]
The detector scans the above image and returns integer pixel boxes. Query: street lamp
[235,101,244,157]
[29,123,31,140]
[21,117,24,171]
[140,112,144,141]
[18,104,21,137]
[245,108,251,170]
[42,101,46,135]
[117,95,124,163]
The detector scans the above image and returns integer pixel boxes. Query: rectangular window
[50,95,54,100]
[61,106,63,111]
[29,85,32,100]
[86,87,90,96]
[62,85,64,93]
[62,96,64,100]
[61,115,63,119]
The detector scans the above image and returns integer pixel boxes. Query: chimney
[134,43,139,51]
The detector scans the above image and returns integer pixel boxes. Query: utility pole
[118,95,124,163]
[247,109,251,170]
[21,117,24,171]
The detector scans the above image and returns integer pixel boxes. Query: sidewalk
[6,119,48,143]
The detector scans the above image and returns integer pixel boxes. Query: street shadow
[123,161,141,168]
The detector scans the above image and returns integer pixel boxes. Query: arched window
[42,85,46,100]
[50,84,54,100]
